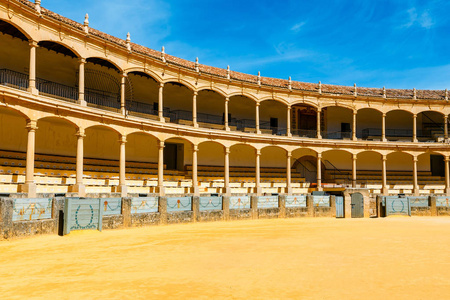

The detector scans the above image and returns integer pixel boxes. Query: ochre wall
[0,108,27,152]
[126,133,158,163]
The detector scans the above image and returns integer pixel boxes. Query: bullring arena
[1,0,450,298]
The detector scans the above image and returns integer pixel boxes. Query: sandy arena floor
[1,217,450,299]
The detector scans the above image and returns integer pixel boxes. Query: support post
[78,58,87,106]
[287,105,292,137]
[192,145,199,196]
[382,113,386,142]
[72,128,86,197]
[317,153,322,191]
[382,155,388,195]
[192,91,198,128]
[256,102,261,134]
[21,120,38,197]
[255,149,261,195]
[158,83,165,122]
[120,73,127,116]
[224,97,230,131]
[413,114,418,142]
[224,147,231,195]
[286,151,292,195]
[413,156,419,196]
[158,141,165,196]
[445,156,450,196]
[352,154,357,188]
[118,135,128,197]
[352,110,357,141]
[316,108,322,139]
[445,115,448,140]
[28,40,38,95]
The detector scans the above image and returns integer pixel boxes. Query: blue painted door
[335,196,344,218]
[351,193,364,218]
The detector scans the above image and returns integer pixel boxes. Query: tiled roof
[17,0,448,101]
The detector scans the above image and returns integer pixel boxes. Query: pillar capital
[76,128,85,138]
[256,102,260,107]
[119,135,127,144]
[121,72,128,78]
[352,153,357,160]
[256,149,261,156]
[413,156,418,163]
[193,91,198,96]
[79,58,87,64]
[353,109,357,115]
[382,112,386,117]
[224,147,230,155]
[382,155,387,161]
[445,156,450,162]
[159,82,164,88]
[29,40,39,48]
[26,120,38,132]
[287,105,292,110]
[286,151,292,158]
[159,141,165,149]
[225,97,230,102]
[413,113,417,118]
[192,144,199,152]
[317,153,322,159]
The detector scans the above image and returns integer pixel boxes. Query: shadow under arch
[0,18,31,41]
[38,40,80,59]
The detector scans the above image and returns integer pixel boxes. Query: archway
[386,110,413,141]
[322,150,352,185]
[0,20,30,90]
[163,82,193,125]
[260,100,287,135]
[229,96,256,132]
[126,72,159,118]
[197,90,225,129]
[322,106,353,139]
[357,108,382,140]
[291,104,318,138]
[417,111,445,142]
[125,132,159,180]
[36,41,79,101]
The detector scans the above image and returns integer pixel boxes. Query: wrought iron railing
[0,69,28,90]
[85,89,120,109]
[291,129,317,138]
[36,78,78,101]
[322,131,352,140]
[126,100,157,116]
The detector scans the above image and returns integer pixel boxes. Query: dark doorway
[341,123,351,139]
[164,143,178,170]
[430,155,445,177]
[270,117,278,134]
[351,193,364,218]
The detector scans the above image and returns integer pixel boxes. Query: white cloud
[290,21,306,33]
[401,7,435,30]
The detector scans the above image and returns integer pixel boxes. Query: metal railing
[36,78,78,101]
[126,100,157,116]
[291,129,317,138]
[322,131,352,140]
[0,69,28,90]
[361,128,437,140]
[85,89,120,109]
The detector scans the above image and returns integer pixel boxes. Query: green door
[351,193,364,218]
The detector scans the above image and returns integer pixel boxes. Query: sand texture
[1,217,450,299]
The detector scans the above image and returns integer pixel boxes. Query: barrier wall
[2,193,447,240]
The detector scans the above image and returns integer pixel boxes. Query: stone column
[352,154,357,188]
[445,115,448,140]
[224,147,231,195]
[316,108,322,139]
[192,145,199,196]
[28,40,38,95]
[382,155,388,195]
[352,110,357,141]
[317,153,322,191]
[413,156,419,196]
[256,102,261,134]
[122,198,132,227]
[158,83,165,122]
[286,151,292,195]
[287,105,292,137]
[445,156,450,196]
[21,120,37,197]
[413,114,418,142]
[382,113,386,142]
[78,58,87,106]
[158,196,168,225]
[118,135,128,197]
[158,141,165,196]
[224,97,230,131]
[306,195,315,217]
[255,149,261,195]
[120,73,127,116]
[330,195,336,218]
[72,128,86,197]
[192,91,198,128]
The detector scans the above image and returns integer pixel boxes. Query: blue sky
[41,0,450,89]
